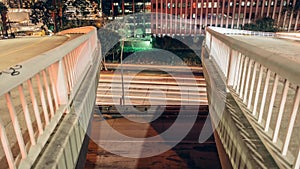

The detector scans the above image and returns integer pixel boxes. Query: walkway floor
[85,111,221,169]
[85,65,221,169]
[230,36,300,63]
[0,34,79,72]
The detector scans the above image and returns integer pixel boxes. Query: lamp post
[120,39,125,106]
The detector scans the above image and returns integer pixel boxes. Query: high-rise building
[102,0,151,17]
[151,0,300,34]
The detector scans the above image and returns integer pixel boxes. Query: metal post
[120,40,125,105]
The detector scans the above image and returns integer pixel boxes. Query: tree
[243,17,277,32]
[283,0,300,14]
[30,0,56,31]
[0,2,8,37]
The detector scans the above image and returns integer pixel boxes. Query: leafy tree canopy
[0,2,8,37]
[243,17,277,32]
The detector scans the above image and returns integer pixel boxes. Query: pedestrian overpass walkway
[0,26,300,169]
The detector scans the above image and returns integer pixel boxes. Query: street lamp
[120,39,125,106]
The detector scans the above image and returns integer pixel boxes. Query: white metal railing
[275,32,300,41]
[0,26,98,169]
[209,26,275,36]
[205,27,300,169]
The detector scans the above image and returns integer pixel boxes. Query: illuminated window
[240,13,244,19]
[193,2,196,8]
[208,2,212,8]
[214,2,218,8]
[277,0,281,7]
[192,13,196,18]
[247,1,251,6]
[198,2,201,8]
[203,2,206,8]
[241,1,245,6]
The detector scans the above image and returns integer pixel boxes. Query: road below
[97,64,207,106]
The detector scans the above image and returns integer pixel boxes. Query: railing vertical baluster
[233,53,241,90]
[226,48,233,84]
[0,118,16,169]
[258,69,271,123]
[27,79,43,134]
[209,34,213,58]
[69,53,75,89]
[253,65,263,116]
[5,92,27,159]
[236,55,245,93]
[42,70,54,118]
[74,50,81,83]
[51,60,69,105]
[282,86,300,156]
[18,85,36,145]
[63,56,72,92]
[273,80,289,143]
[295,147,300,169]
[71,51,77,84]
[243,59,253,103]
[69,53,76,89]
[264,74,279,132]
[247,62,258,109]
[68,53,74,86]
[48,66,59,110]
[36,73,50,125]
[239,57,249,98]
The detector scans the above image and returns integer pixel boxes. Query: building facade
[102,0,151,17]
[151,0,300,35]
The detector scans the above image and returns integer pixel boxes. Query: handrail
[0,27,96,96]
[208,27,276,36]
[206,27,300,86]
[205,27,300,169]
[0,26,99,169]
